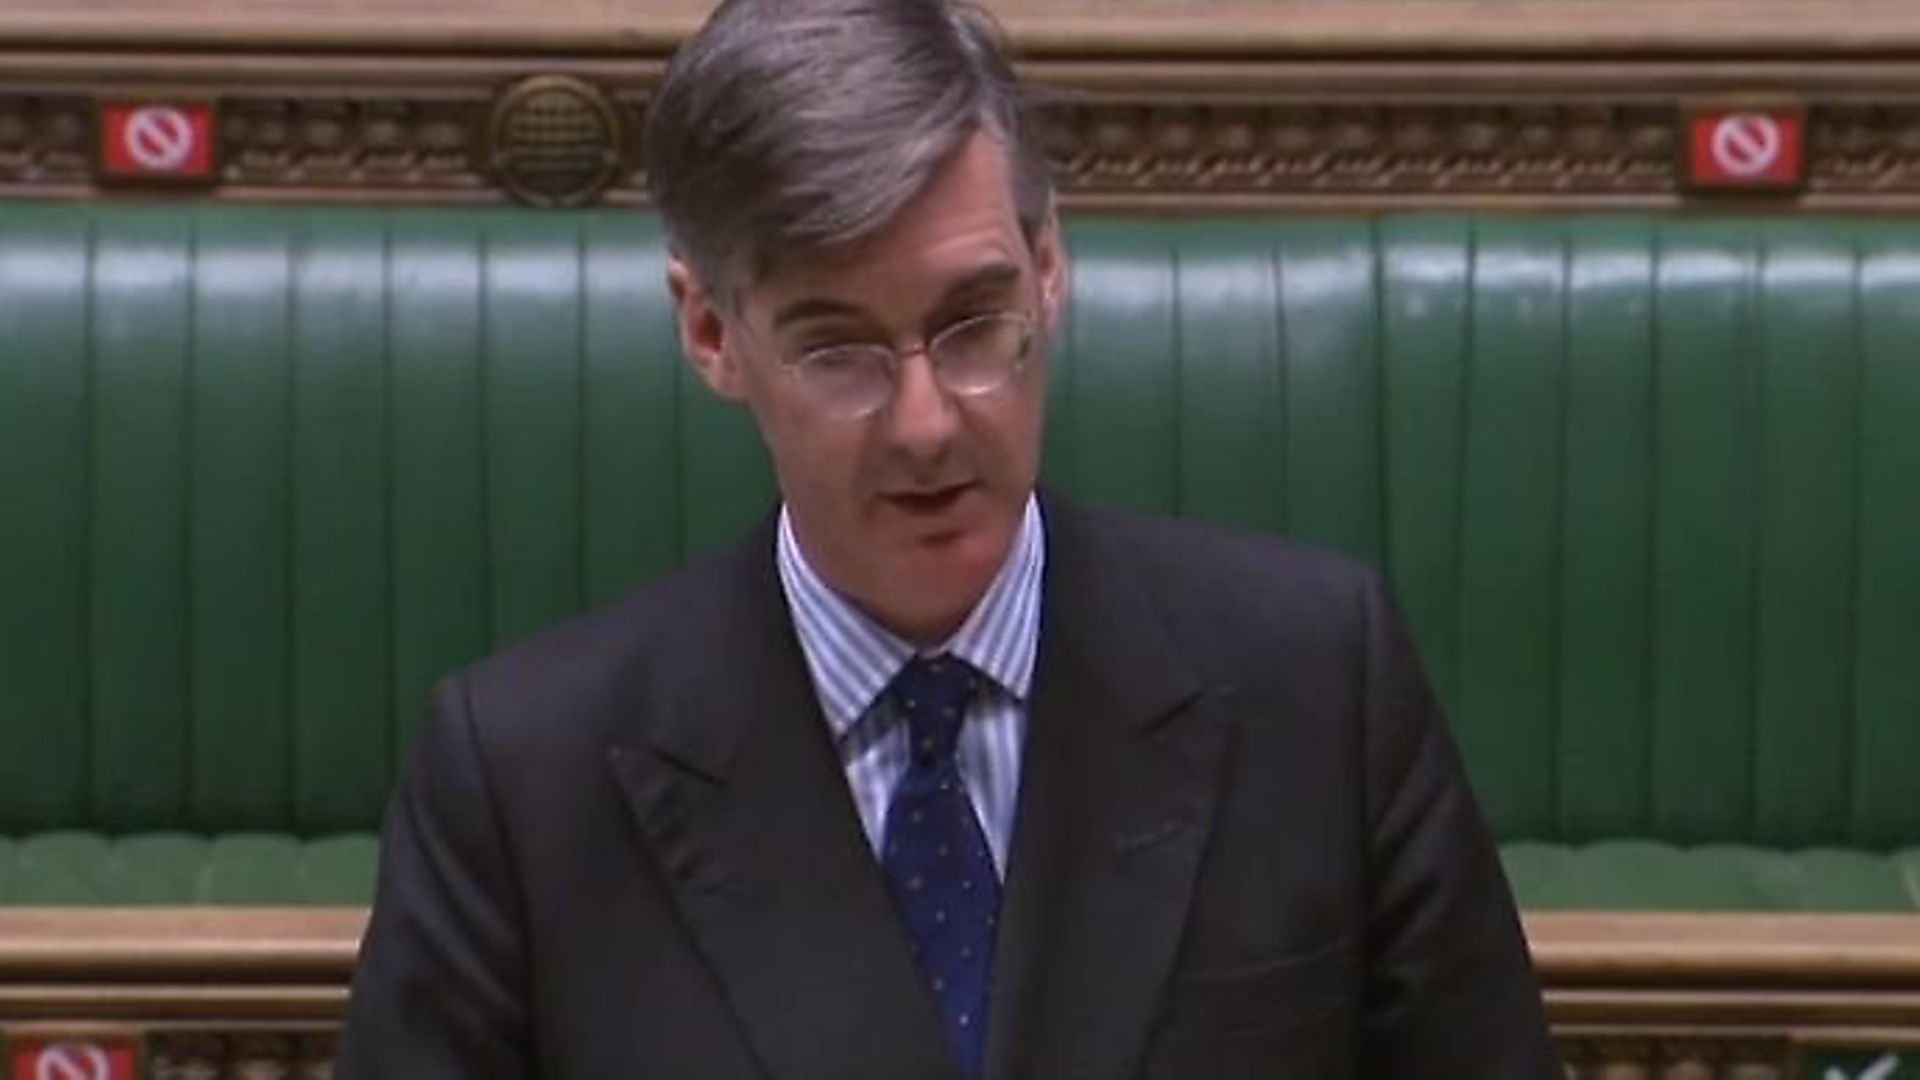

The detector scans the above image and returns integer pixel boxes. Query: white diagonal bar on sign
[34,1045,110,1080]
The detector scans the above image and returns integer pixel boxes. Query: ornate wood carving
[0,94,92,188]
[150,1031,335,1080]
[216,96,483,197]
[1558,1035,1791,1078]
[14,85,1920,210]
[8,1,1920,209]
[0,910,1914,1075]
[8,1026,1833,1077]
[1035,100,1685,203]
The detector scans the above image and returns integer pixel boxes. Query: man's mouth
[883,482,975,516]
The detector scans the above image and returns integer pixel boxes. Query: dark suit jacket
[338,495,1560,1079]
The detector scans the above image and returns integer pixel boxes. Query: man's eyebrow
[770,261,1025,332]
[772,297,865,332]
[934,261,1023,305]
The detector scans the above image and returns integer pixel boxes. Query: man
[338,0,1560,1075]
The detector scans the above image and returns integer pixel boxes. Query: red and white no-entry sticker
[122,107,195,170]
[1710,114,1783,176]
[1688,107,1805,189]
[98,101,216,181]
[9,1040,135,1080]
[32,1046,108,1080]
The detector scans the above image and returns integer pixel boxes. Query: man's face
[671,130,1063,643]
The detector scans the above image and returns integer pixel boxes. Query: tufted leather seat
[1,207,1915,907]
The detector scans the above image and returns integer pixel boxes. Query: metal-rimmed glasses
[777,310,1038,421]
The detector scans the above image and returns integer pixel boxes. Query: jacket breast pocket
[1143,936,1359,1079]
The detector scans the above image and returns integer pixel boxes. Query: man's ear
[668,256,748,401]
[1032,210,1067,329]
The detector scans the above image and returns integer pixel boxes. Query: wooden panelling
[0,908,1915,1075]
[6,1,1920,209]
[8,1,1920,57]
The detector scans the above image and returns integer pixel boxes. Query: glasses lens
[793,345,893,418]
[931,313,1032,395]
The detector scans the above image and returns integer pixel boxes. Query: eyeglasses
[781,311,1038,421]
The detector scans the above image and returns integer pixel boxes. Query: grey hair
[643,0,1054,304]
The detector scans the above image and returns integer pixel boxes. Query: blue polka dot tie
[881,655,1000,1080]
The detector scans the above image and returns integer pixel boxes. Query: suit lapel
[607,521,954,1080]
[985,498,1236,1080]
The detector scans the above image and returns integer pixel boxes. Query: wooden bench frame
[0,909,1914,1074]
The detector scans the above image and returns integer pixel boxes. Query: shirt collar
[775,495,1045,739]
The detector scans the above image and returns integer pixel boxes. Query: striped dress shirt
[774,496,1044,878]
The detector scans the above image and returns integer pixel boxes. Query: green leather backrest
[3,207,1916,850]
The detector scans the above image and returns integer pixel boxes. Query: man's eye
[794,332,878,354]
[941,309,1004,329]
[941,318,999,347]
[806,350,867,372]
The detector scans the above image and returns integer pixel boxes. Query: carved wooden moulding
[8,74,1920,209]
[1556,1036,1920,1079]
[0,910,1915,1079]
[149,1031,336,1080]
[1034,100,1686,200]
[6,1027,1911,1078]
[1558,1035,1793,1078]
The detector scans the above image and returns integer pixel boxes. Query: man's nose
[882,349,961,457]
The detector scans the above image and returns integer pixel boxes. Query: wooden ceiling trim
[5,2,1920,210]
[8,1,1920,59]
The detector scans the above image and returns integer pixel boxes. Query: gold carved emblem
[488,75,624,208]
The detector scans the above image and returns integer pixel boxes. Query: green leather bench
[2,206,1916,910]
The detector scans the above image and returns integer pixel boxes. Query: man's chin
[887,522,986,578]
[886,523,1012,613]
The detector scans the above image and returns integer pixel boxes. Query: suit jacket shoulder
[443,515,784,764]
[1047,500,1383,692]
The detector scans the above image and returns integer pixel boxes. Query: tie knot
[891,655,980,765]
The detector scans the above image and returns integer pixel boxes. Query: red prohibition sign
[1709,113,1783,177]
[98,101,215,181]
[122,106,196,171]
[31,1046,110,1080]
